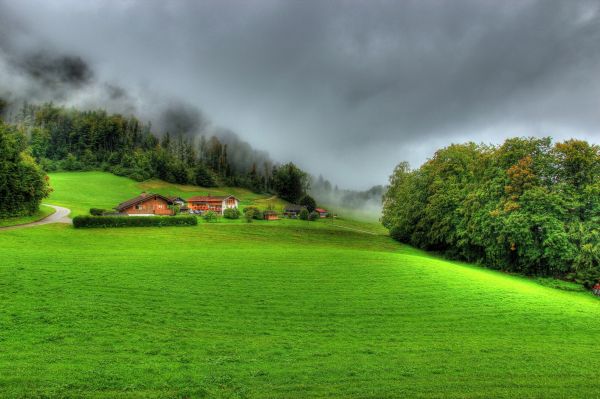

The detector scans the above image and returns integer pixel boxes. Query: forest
[0,102,318,212]
[382,137,600,287]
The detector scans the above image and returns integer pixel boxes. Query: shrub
[89,208,107,216]
[243,206,263,220]
[244,212,253,223]
[223,208,241,219]
[299,209,309,220]
[308,211,319,221]
[73,215,197,228]
[203,211,218,223]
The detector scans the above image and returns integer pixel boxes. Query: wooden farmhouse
[187,195,239,215]
[115,193,174,216]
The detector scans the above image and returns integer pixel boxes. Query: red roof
[114,193,172,211]
[315,208,328,213]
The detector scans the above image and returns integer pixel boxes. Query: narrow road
[0,204,71,231]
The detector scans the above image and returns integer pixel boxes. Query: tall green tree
[272,162,309,203]
[0,122,51,218]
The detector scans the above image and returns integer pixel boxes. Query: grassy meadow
[1,172,600,398]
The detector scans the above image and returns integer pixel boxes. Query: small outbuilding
[263,210,279,220]
[283,204,307,218]
[315,208,329,218]
[593,284,600,296]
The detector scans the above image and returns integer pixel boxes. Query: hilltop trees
[0,122,51,217]
[383,137,600,287]
[4,102,309,194]
[272,162,309,203]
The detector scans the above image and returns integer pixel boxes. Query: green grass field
[0,204,55,228]
[1,172,600,398]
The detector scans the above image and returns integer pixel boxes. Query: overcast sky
[1,0,600,189]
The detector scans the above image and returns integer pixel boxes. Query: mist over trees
[3,102,283,193]
[382,137,600,287]
[310,174,385,216]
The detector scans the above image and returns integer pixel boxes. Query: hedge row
[73,215,197,228]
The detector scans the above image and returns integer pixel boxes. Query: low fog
[1,0,600,196]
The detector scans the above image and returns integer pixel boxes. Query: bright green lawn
[1,172,600,398]
[0,204,55,227]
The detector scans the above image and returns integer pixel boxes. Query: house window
[135,204,143,210]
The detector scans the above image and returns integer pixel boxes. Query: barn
[263,210,279,220]
[115,193,174,216]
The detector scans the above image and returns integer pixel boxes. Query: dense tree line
[382,137,600,287]
[6,103,310,198]
[0,121,51,217]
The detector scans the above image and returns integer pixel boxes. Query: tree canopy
[382,137,600,287]
[0,121,51,217]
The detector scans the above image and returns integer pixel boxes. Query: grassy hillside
[47,171,287,217]
[1,172,599,398]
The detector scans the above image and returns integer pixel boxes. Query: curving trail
[0,205,71,231]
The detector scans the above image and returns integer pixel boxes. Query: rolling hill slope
[0,172,599,398]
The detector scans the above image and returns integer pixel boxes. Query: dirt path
[0,205,71,231]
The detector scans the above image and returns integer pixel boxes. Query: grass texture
[0,172,599,398]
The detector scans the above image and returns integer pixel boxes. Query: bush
[223,208,241,219]
[299,209,309,220]
[89,208,107,216]
[244,212,253,223]
[203,211,218,223]
[243,206,263,220]
[308,211,319,221]
[73,215,197,228]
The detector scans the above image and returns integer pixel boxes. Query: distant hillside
[47,171,288,217]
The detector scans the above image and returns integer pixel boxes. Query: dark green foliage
[272,162,309,203]
[10,103,279,193]
[0,122,51,218]
[223,208,241,219]
[383,138,600,286]
[308,211,319,221]
[194,164,217,187]
[89,208,107,216]
[73,215,197,228]
[299,194,317,212]
[203,211,218,223]
[243,206,263,220]
[299,209,309,220]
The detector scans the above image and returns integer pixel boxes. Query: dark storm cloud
[158,102,208,136]
[17,52,93,90]
[1,0,599,188]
